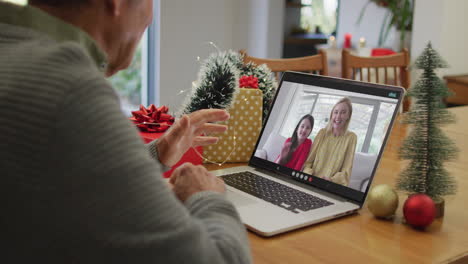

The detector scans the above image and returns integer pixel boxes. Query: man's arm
[52,71,251,264]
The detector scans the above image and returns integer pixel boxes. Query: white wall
[410,0,468,81]
[336,0,397,49]
[159,0,284,112]
[440,0,468,75]
[267,0,285,58]
[233,0,284,58]
[159,0,236,111]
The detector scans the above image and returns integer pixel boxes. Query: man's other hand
[170,163,225,202]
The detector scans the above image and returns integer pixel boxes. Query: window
[109,0,160,116]
[369,103,395,154]
[109,41,145,115]
[4,0,26,5]
[300,0,339,35]
[279,90,318,140]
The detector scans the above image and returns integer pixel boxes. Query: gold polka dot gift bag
[204,88,263,163]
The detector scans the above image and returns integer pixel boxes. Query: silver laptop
[212,72,404,236]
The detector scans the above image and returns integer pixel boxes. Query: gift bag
[204,88,263,163]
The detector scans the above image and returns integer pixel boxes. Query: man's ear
[105,0,123,17]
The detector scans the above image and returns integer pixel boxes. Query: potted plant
[357,0,414,51]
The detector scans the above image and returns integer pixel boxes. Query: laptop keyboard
[222,171,334,214]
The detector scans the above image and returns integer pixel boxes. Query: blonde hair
[326,97,353,135]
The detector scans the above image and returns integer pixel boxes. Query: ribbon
[239,75,259,89]
[130,104,175,132]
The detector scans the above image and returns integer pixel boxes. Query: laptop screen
[250,72,404,204]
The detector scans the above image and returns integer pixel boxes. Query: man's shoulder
[0,27,115,113]
[0,23,103,85]
[27,40,101,81]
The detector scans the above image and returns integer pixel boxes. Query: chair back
[342,48,410,111]
[240,50,328,80]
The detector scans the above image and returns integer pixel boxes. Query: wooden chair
[342,48,411,111]
[240,49,328,80]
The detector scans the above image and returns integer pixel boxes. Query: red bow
[239,75,259,89]
[130,104,175,132]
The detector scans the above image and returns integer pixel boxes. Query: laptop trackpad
[226,189,257,207]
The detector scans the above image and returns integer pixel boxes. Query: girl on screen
[303,97,357,186]
[275,114,314,171]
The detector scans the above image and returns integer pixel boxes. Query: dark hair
[282,114,314,164]
[29,0,89,7]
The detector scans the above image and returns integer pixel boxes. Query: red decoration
[139,131,203,178]
[239,75,259,89]
[130,104,175,132]
[344,33,352,49]
[403,194,436,229]
[376,1,389,7]
[371,48,396,57]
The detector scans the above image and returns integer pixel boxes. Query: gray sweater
[0,3,251,263]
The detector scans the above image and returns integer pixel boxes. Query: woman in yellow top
[303,97,357,186]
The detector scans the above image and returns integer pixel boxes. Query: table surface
[205,106,468,264]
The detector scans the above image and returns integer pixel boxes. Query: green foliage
[396,43,458,200]
[109,47,142,106]
[181,51,278,123]
[182,51,240,114]
[357,0,413,50]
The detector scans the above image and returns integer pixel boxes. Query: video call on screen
[254,81,398,192]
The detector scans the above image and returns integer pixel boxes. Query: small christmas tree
[181,50,277,123]
[397,42,458,201]
[182,51,240,114]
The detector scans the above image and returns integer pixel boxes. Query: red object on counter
[140,131,203,178]
[344,33,352,49]
[371,48,396,56]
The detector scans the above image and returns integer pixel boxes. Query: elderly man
[0,0,251,263]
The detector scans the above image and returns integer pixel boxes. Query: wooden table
[206,106,468,264]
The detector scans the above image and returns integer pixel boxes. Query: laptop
[211,72,404,236]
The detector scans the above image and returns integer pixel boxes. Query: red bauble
[403,194,436,228]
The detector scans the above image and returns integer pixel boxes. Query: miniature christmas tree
[396,42,458,201]
[181,50,277,123]
[182,51,240,114]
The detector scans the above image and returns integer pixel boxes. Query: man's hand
[170,163,226,202]
[156,109,229,167]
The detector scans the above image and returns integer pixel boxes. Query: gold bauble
[367,184,399,218]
